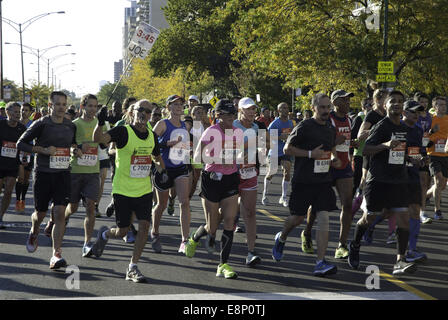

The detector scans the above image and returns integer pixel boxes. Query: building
[114,60,123,83]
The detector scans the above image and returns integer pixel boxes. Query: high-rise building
[114,60,123,83]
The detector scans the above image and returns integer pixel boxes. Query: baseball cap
[404,100,424,112]
[238,97,257,109]
[188,95,199,102]
[331,89,354,102]
[166,95,184,105]
[215,99,236,114]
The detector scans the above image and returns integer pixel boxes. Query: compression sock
[396,228,410,256]
[15,182,23,201]
[388,215,397,234]
[281,179,289,199]
[408,218,420,251]
[220,229,234,264]
[193,225,208,242]
[263,177,270,197]
[21,183,29,201]
[353,223,368,246]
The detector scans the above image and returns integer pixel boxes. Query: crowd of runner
[0,88,446,282]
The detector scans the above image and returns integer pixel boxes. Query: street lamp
[2,10,65,100]
[46,52,76,87]
[54,69,75,90]
[51,63,75,87]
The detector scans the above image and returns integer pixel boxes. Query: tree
[28,82,52,108]
[96,82,128,106]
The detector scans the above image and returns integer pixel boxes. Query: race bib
[77,146,98,167]
[239,165,257,180]
[222,148,240,163]
[422,132,430,147]
[130,155,152,178]
[1,141,17,158]
[19,151,31,164]
[388,142,406,164]
[314,151,331,173]
[407,146,420,167]
[335,132,351,153]
[169,142,190,162]
[435,139,446,153]
[50,148,70,169]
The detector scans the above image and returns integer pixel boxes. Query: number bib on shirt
[19,151,31,163]
[314,151,331,173]
[50,148,71,169]
[130,155,152,178]
[407,146,420,167]
[335,132,351,153]
[422,132,430,147]
[169,142,190,162]
[222,148,240,163]
[77,146,98,166]
[239,165,257,180]
[1,141,17,158]
[435,139,446,153]
[388,142,406,164]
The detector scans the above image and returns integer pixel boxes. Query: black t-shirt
[107,125,160,157]
[286,118,336,184]
[364,110,385,128]
[365,117,409,184]
[0,120,27,170]
[351,115,363,139]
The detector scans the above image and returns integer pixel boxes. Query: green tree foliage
[96,82,129,106]
[28,82,52,108]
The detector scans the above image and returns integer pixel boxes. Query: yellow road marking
[258,207,438,300]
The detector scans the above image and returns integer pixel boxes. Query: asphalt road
[0,169,447,301]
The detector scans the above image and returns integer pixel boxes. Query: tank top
[159,119,189,169]
[329,112,351,169]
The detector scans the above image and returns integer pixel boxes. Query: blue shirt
[268,118,294,157]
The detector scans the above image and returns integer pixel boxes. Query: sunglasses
[135,107,152,114]
[152,113,162,117]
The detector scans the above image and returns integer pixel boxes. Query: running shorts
[113,192,153,228]
[200,171,239,203]
[429,155,448,178]
[289,183,337,216]
[33,171,71,211]
[153,165,190,191]
[363,181,409,213]
[69,173,100,203]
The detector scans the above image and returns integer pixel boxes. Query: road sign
[376,74,396,82]
[127,22,160,60]
[378,61,394,74]
[209,96,219,107]
[3,86,11,100]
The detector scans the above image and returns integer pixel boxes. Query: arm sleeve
[152,132,161,157]
[17,119,45,153]
[107,126,128,149]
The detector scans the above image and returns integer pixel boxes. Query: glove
[160,169,169,184]
[97,106,108,126]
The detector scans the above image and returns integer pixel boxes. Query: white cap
[238,97,257,109]
[188,95,199,102]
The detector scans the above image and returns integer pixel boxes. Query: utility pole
[383,0,389,88]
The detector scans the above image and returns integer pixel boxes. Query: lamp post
[46,53,76,87]
[54,69,75,90]
[2,11,65,100]
[0,0,4,100]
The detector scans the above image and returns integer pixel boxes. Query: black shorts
[408,180,422,205]
[113,192,153,228]
[0,168,18,179]
[33,171,71,212]
[153,165,190,191]
[200,171,239,203]
[330,163,354,181]
[100,159,110,169]
[363,181,409,213]
[429,156,448,178]
[289,183,336,216]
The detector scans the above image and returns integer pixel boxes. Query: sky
[2,0,133,97]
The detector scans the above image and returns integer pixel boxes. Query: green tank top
[112,125,155,197]
[354,113,366,157]
[70,118,99,174]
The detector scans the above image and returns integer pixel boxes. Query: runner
[272,93,340,276]
[189,105,207,199]
[255,107,272,128]
[152,95,192,253]
[184,99,241,279]
[426,96,448,220]
[262,102,294,207]
[92,103,165,282]
[347,90,417,275]
[150,106,162,128]
[17,91,77,270]
[15,102,34,213]
[184,95,199,117]
[63,94,101,258]
[0,102,27,228]
[414,92,433,224]
[401,100,428,262]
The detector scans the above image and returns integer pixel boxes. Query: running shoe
[301,230,314,254]
[151,233,162,253]
[105,202,115,218]
[420,213,432,224]
[49,251,67,270]
[16,200,25,213]
[167,197,175,216]
[363,227,374,245]
[393,259,417,276]
[348,241,360,270]
[313,260,337,276]
[386,232,397,245]
[261,196,269,206]
[82,242,94,258]
[184,238,199,257]
[216,263,238,279]
[26,231,38,253]
[44,221,54,237]
[434,210,443,221]
[126,265,146,283]
[92,226,109,258]
[95,204,101,218]
[406,250,427,263]
[334,245,349,259]
[351,195,363,216]
[204,234,216,254]
[178,240,187,254]
[279,197,289,207]
[272,232,285,262]
[246,251,261,267]
[234,224,245,233]
[123,230,135,243]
